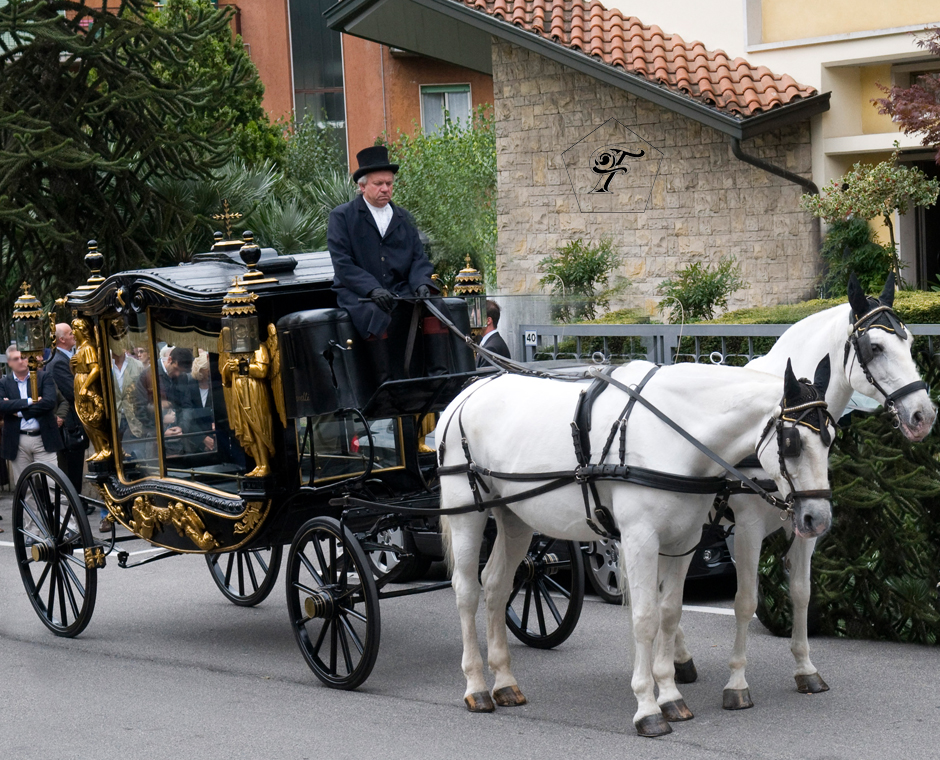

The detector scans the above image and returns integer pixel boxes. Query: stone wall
[491,39,817,315]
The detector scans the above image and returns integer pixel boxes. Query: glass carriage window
[300,413,404,483]
[147,311,248,493]
[104,313,161,481]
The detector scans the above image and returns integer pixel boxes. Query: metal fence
[519,323,940,366]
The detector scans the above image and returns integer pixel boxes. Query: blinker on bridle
[844,303,928,429]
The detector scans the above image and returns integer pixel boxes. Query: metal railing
[520,323,940,366]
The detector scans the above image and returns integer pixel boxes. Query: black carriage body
[62,245,477,555]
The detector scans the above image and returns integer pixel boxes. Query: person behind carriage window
[190,353,216,453]
[133,346,203,456]
[327,145,451,385]
[476,300,512,368]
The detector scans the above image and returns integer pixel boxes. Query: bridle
[756,385,835,519]
[844,303,928,429]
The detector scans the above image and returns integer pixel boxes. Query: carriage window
[300,413,404,483]
[104,314,161,481]
[144,312,248,492]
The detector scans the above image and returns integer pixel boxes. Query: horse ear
[879,272,896,307]
[847,273,869,322]
[813,354,831,396]
[784,359,801,403]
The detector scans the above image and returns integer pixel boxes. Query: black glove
[415,284,432,299]
[369,288,394,312]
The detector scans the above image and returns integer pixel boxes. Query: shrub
[819,218,895,297]
[538,237,624,322]
[656,257,747,323]
[284,114,347,183]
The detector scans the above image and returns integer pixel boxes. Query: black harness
[843,303,928,428]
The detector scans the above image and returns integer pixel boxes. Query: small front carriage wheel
[206,545,283,607]
[12,463,98,637]
[286,517,381,690]
[506,535,585,649]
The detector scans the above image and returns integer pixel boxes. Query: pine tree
[0,0,265,328]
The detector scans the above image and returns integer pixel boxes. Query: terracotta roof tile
[453,0,817,117]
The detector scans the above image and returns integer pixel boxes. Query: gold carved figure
[266,323,287,427]
[70,318,112,462]
[219,328,275,477]
[128,495,219,551]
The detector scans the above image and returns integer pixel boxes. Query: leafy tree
[656,257,747,323]
[818,217,895,296]
[381,106,496,288]
[875,28,940,165]
[284,113,347,183]
[0,0,269,329]
[800,149,940,286]
[538,237,623,322]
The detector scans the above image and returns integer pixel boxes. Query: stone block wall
[491,39,817,315]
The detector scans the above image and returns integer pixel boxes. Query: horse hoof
[634,713,673,737]
[464,692,496,712]
[492,685,527,707]
[722,688,754,710]
[674,659,698,684]
[795,673,830,694]
[659,699,694,722]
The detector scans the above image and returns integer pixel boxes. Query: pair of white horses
[438,275,935,737]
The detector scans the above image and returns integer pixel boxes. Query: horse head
[757,357,834,539]
[846,273,936,441]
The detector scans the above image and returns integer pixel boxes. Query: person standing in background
[476,300,512,368]
[45,323,87,491]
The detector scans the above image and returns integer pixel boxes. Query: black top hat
[353,145,399,183]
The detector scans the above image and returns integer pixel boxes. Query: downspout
[730,137,821,278]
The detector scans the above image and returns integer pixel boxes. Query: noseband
[843,303,928,428]
[757,391,835,519]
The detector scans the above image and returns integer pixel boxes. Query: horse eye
[871,343,883,355]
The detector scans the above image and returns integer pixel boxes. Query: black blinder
[856,332,874,364]
[780,426,802,458]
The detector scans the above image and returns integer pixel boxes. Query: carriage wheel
[12,463,98,638]
[506,536,585,649]
[583,538,624,605]
[286,517,381,690]
[206,545,283,607]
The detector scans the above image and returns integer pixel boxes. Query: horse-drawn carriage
[10,235,585,690]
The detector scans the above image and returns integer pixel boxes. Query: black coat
[328,195,437,338]
[0,371,64,460]
[477,331,511,368]
[45,348,81,431]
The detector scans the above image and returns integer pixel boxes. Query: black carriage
[10,236,584,689]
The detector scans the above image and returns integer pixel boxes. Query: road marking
[683,604,740,616]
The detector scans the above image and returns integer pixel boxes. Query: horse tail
[440,515,454,576]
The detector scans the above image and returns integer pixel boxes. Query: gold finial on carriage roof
[212,199,243,241]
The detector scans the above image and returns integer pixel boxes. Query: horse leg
[722,506,765,710]
[447,510,494,712]
[788,536,828,694]
[622,534,672,737]
[481,510,533,707]
[654,554,694,721]
[673,625,697,684]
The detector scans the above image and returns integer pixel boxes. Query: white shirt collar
[480,330,498,347]
[363,198,393,237]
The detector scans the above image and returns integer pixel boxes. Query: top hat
[353,145,399,183]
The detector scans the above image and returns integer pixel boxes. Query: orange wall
[231,0,294,122]
[342,36,495,169]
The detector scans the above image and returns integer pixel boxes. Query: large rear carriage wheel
[286,517,381,690]
[506,535,584,649]
[12,463,98,637]
[206,545,283,607]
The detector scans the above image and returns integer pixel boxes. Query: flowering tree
[799,149,939,286]
[875,29,940,165]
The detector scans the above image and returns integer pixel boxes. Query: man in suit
[1,345,64,488]
[328,145,448,384]
[45,322,86,491]
[477,300,512,368]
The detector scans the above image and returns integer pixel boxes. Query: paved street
[0,491,938,760]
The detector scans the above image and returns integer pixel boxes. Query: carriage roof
[65,248,335,317]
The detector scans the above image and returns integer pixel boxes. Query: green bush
[538,237,624,322]
[284,114,347,183]
[818,218,895,297]
[656,257,747,323]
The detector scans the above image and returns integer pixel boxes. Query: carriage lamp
[221,277,260,367]
[453,255,486,333]
[12,282,47,399]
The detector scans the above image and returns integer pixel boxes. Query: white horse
[670,274,936,710]
[440,357,834,737]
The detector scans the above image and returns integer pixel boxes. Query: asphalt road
[1,492,938,760]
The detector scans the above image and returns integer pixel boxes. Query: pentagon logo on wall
[561,118,664,213]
